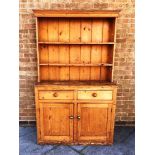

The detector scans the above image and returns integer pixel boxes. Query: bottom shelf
[39,66,112,82]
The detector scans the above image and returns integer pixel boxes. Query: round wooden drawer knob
[92,93,97,97]
[53,92,58,97]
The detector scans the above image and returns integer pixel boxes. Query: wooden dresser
[33,10,119,145]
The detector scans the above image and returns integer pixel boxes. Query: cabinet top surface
[35,81,117,87]
[33,10,120,17]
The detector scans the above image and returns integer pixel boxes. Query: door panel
[40,103,73,142]
[77,103,112,143]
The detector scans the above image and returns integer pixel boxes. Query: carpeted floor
[19,126,135,155]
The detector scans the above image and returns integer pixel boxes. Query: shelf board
[38,42,115,45]
[33,10,120,18]
[39,63,113,67]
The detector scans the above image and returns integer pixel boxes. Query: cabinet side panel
[111,18,116,82]
[35,87,41,142]
[36,18,40,82]
[109,88,117,143]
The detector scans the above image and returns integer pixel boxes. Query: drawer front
[38,91,74,100]
[77,90,113,100]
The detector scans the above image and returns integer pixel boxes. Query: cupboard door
[77,103,112,143]
[40,103,73,142]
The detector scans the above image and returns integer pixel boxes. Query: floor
[19,126,135,155]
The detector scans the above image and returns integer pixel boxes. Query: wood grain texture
[38,90,74,100]
[81,19,92,42]
[70,45,80,80]
[40,66,48,81]
[92,19,103,42]
[59,46,69,80]
[39,45,48,64]
[77,103,109,142]
[80,45,91,80]
[48,45,59,80]
[91,45,102,80]
[35,84,117,144]
[70,19,81,42]
[37,17,115,82]
[103,19,109,42]
[38,18,48,42]
[36,18,40,82]
[47,18,59,42]
[34,11,118,145]
[33,10,120,17]
[77,90,113,100]
[111,18,116,82]
[40,103,73,142]
[59,19,69,42]
[38,42,115,45]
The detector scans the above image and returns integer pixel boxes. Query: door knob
[69,116,74,119]
[77,116,81,119]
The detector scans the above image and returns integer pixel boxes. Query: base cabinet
[35,84,117,145]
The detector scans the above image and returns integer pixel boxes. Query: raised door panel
[77,103,112,143]
[40,103,73,142]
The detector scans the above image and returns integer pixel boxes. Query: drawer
[38,90,74,100]
[77,90,113,100]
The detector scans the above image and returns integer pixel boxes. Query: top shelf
[38,42,115,45]
[33,10,120,18]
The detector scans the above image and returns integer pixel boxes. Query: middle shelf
[39,63,113,67]
[38,42,115,45]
